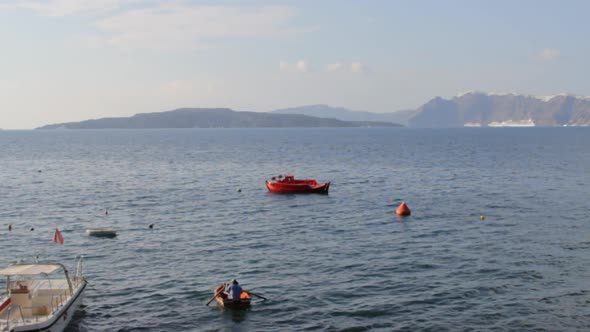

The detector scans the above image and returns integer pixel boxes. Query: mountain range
[36,108,401,129]
[272,105,416,126]
[271,93,590,127]
[409,92,590,127]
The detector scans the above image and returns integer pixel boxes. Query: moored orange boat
[266,175,330,194]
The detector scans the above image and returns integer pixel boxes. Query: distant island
[36,92,590,129]
[36,108,402,129]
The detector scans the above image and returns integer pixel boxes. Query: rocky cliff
[409,92,590,127]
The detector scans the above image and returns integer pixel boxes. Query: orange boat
[266,175,330,194]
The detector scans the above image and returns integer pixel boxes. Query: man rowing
[226,279,243,301]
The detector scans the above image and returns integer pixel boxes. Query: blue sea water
[0,128,589,331]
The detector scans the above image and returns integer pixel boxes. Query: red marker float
[396,201,411,216]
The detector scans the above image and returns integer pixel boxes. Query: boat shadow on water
[218,306,250,323]
[63,307,88,332]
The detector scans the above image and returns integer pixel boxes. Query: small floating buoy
[37,170,42,173]
[396,201,411,216]
[30,227,35,231]
[480,215,486,220]
[148,224,154,229]
[237,188,242,193]
[8,224,12,231]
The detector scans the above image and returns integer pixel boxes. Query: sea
[0,128,589,331]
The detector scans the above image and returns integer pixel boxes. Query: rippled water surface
[0,128,589,331]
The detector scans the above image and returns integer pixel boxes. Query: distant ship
[487,119,535,127]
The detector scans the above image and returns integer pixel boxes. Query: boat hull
[215,296,251,309]
[266,181,330,194]
[86,228,117,238]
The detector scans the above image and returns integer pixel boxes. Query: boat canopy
[0,264,62,276]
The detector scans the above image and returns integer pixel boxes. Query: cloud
[325,62,369,74]
[279,61,289,71]
[69,32,107,48]
[4,2,307,51]
[162,80,195,95]
[539,48,560,60]
[280,60,310,72]
[158,79,220,106]
[326,63,343,72]
[5,0,130,17]
[95,4,300,51]
[349,62,368,74]
[295,60,310,72]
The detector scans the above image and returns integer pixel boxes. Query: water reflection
[219,306,250,323]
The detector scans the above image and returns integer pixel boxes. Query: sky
[1,0,590,129]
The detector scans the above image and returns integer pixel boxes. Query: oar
[206,286,225,306]
[246,290,268,301]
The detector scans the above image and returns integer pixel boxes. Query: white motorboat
[0,256,87,332]
[86,228,117,238]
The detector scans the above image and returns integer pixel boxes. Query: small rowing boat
[266,174,330,194]
[86,228,117,238]
[212,284,251,309]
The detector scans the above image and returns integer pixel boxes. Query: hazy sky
[1,0,589,129]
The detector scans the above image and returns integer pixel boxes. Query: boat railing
[49,290,70,314]
[73,255,84,280]
[27,288,70,317]
[29,274,52,300]
[71,255,85,289]
[1,304,25,330]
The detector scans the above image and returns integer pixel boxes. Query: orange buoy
[396,201,411,216]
